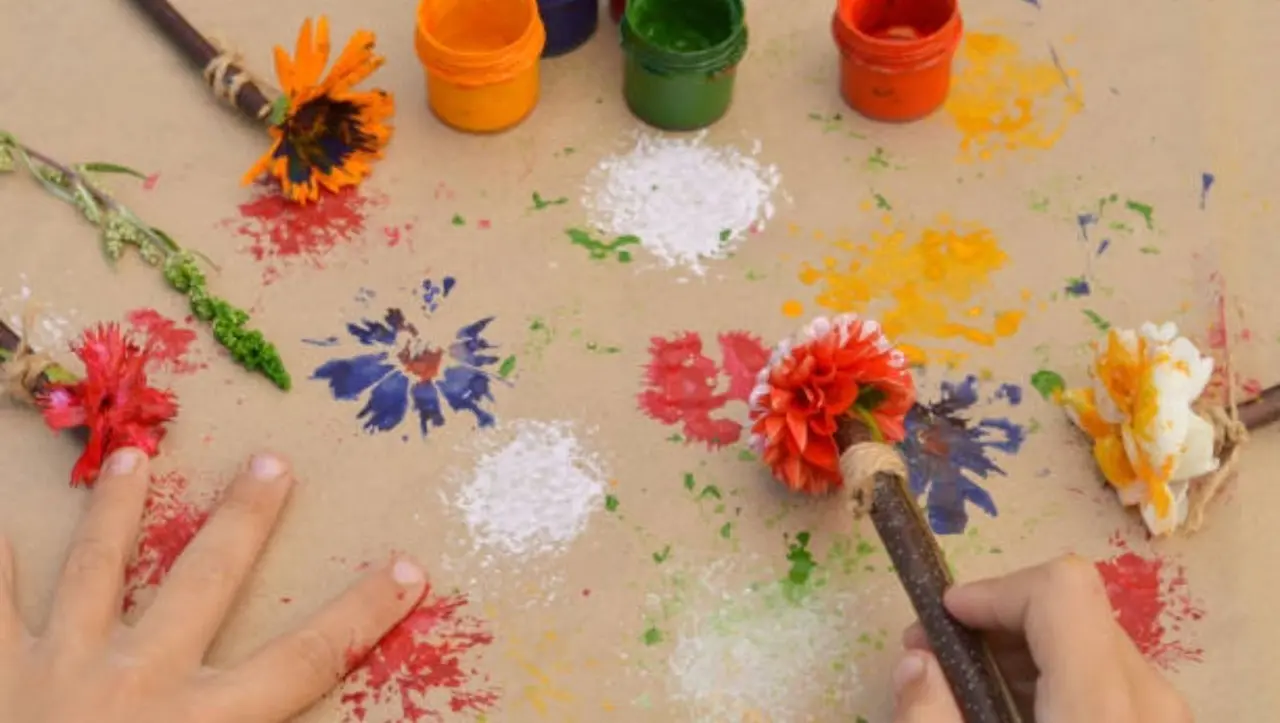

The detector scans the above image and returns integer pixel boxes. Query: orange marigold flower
[243,16,394,204]
[748,315,915,495]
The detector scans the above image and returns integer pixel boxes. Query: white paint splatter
[1,276,76,350]
[665,571,864,722]
[583,131,781,275]
[449,419,608,560]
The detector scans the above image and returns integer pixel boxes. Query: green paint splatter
[605,494,620,512]
[451,213,465,226]
[1083,309,1111,332]
[497,355,517,379]
[531,191,568,211]
[719,522,733,539]
[642,626,663,646]
[566,227,640,263]
[1030,369,1065,400]
[1125,199,1155,230]
[873,193,892,210]
[653,545,671,563]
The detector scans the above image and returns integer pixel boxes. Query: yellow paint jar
[415,0,546,133]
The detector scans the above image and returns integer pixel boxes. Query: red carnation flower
[39,323,178,486]
[748,315,914,495]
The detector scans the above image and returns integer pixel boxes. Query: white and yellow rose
[1059,322,1218,536]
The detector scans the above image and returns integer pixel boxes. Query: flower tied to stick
[1,320,178,487]
[1056,322,1228,536]
[244,16,394,204]
[748,314,916,495]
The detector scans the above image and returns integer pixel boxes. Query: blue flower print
[310,278,505,437]
[898,376,1027,535]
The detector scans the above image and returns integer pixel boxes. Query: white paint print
[449,419,608,561]
[2,276,76,350]
[583,131,781,275]
[666,576,863,722]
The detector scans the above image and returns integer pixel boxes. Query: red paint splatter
[122,472,212,613]
[1094,536,1205,670]
[638,330,769,447]
[340,587,498,722]
[125,308,206,375]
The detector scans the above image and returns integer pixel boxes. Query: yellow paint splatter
[945,32,1083,161]
[794,215,1025,366]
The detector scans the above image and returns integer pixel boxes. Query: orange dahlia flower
[748,315,915,495]
[243,16,394,204]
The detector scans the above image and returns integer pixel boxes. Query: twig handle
[867,470,1022,723]
[125,0,272,121]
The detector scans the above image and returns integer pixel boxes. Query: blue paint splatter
[898,376,1027,535]
[310,277,504,437]
[1200,172,1215,209]
[1076,213,1097,241]
[1096,238,1110,256]
[1064,277,1091,298]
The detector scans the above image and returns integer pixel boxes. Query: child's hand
[0,448,426,723]
[891,556,1194,722]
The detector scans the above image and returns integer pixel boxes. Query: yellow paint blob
[945,33,1084,161]
[795,215,1024,366]
[781,299,805,318]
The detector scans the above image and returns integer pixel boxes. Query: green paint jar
[620,0,748,131]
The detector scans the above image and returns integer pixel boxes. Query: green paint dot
[1029,369,1065,400]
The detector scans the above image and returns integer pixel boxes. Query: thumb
[891,651,964,723]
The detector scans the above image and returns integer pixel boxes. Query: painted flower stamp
[310,277,508,437]
[900,376,1027,535]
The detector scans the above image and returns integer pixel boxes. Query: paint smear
[1095,538,1205,670]
[125,308,206,375]
[122,472,212,613]
[786,215,1025,367]
[449,419,607,561]
[224,183,410,281]
[900,377,1026,534]
[946,33,1083,162]
[637,331,770,447]
[341,588,498,722]
[662,562,864,722]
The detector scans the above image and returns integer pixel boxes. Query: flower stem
[123,0,274,123]
[0,132,292,391]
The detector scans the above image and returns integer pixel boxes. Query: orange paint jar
[415,0,546,133]
[832,0,962,123]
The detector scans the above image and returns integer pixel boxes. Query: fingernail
[104,448,140,476]
[892,652,927,697]
[250,453,286,481]
[393,559,425,585]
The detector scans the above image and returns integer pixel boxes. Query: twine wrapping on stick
[125,0,276,123]
[836,420,1024,723]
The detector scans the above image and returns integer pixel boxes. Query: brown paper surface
[2,0,1278,721]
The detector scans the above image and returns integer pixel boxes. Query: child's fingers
[204,558,427,723]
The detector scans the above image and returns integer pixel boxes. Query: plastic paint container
[539,0,599,57]
[610,0,627,23]
[415,0,547,133]
[620,0,748,131]
[832,0,962,123]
